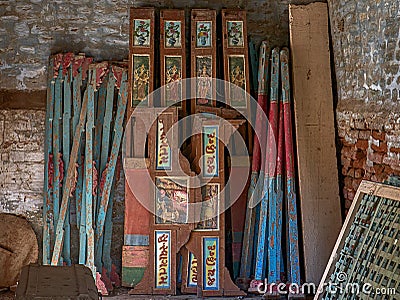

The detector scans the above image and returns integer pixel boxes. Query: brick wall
[329,0,400,208]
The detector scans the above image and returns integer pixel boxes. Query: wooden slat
[289,2,342,284]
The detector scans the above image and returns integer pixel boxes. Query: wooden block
[289,2,342,284]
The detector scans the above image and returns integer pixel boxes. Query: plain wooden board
[289,2,342,284]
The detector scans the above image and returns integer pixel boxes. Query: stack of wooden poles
[239,42,302,295]
[43,53,128,293]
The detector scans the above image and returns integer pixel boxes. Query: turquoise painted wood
[62,66,72,266]
[51,77,88,266]
[100,72,116,274]
[240,41,269,280]
[52,66,62,249]
[254,47,280,281]
[43,57,55,265]
[85,68,96,276]
[280,47,301,285]
[93,73,108,271]
[72,65,83,227]
[95,70,128,255]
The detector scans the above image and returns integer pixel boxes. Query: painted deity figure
[230,65,245,101]
[197,64,211,104]
[166,65,181,101]
[134,64,150,101]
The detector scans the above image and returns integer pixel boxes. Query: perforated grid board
[315,179,400,300]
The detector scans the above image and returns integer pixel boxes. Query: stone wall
[329,0,400,208]
[0,110,45,232]
[0,0,316,91]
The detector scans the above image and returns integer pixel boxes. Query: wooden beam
[289,2,342,284]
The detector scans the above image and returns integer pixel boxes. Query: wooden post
[289,3,342,284]
[239,41,270,283]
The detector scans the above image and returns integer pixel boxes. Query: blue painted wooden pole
[95,69,128,255]
[100,71,116,275]
[93,72,108,271]
[267,49,282,286]
[281,47,301,287]
[240,41,270,281]
[85,67,96,276]
[52,63,63,265]
[62,57,72,266]
[72,57,83,227]
[254,47,280,282]
[43,57,55,265]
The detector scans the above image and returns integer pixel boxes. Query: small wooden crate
[16,264,98,299]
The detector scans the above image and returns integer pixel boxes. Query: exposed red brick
[353,157,366,169]
[363,172,372,180]
[341,139,355,147]
[384,166,394,175]
[383,154,400,166]
[372,130,386,141]
[345,199,352,209]
[347,168,355,177]
[344,177,353,189]
[371,173,388,183]
[368,152,384,164]
[358,130,371,140]
[352,178,362,191]
[390,147,400,154]
[356,139,369,150]
[373,164,385,174]
[347,189,355,200]
[371,141,388,153]
[354,168,364,179]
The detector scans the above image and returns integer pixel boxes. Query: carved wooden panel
[129,8,155,115]
[160,10,186,111]
[191,9,217,112]
[221,9,250,113]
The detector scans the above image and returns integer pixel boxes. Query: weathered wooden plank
[62,54,73,266]
[95,69,128,253]
[85,67,96,276]
[52,62,62,247]
[254,47,280,281]
[239,41,269,282]
[50,72,88,267]
[289,2,342,284]
[43,56,55,265]
[281,48,301,288]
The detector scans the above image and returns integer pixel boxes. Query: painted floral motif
[133,19,150,46]
[196,22,211,47]
[165,21,181,48]
[227,21,244,47]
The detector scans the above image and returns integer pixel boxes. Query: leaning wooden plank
[52,56,63,246]
[50,72,88,266]
[238,42,270,283]
[85,66,96,276]
[289,2,342,284]
[95,68,128,254]
[43,56,55,265]
[62,53,73,266]
[281,48,302,291]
